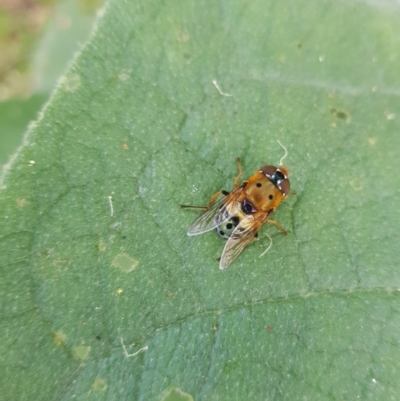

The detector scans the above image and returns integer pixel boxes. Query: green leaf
[0,94,47,166]
[0,0,100,169]
[1,1,400,400]
[32,0,101,93]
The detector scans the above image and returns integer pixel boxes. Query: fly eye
[260,165,277,177]
[260,165,290,195]
[280,178,290,197]
[242,199,255,214]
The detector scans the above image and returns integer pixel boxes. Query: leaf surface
[1,1,400,400]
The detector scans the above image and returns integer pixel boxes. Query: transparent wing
[219,214,264,269]
[187,189,242,236]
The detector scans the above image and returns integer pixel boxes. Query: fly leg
[182,156,241,209]
[267,219,287,236]
[233,157,243,187]
[180,204,208,210]
[180,189,230,210]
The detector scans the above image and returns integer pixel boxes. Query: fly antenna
[277,140,288,166]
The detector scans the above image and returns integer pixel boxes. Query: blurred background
[0,0,102,168]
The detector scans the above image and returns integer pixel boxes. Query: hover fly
[181,155,290,269]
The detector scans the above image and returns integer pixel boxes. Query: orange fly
[181,156,290,269]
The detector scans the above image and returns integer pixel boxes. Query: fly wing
[219,214,264,269]
[187,189,242,236]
